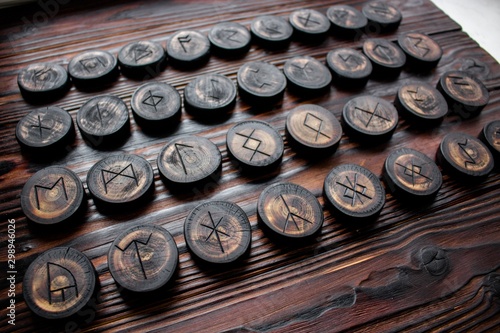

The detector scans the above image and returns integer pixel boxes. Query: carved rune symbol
[457,139,477,168]
[373,44,392,62]
[339,53,361,67]
[142,90,163,112]
[336,174,372,206]
[291,61,313,81]
[249,68,272,88]
[221,29,240,43]
[407,87,425,103]
[201,211,230,253]
[264,21,281,35]
[298,12,320,26]
[236,129,271,161]
[448,75,473,92]
[31,114,51,139]
[131,46,152,62]
[355,103,391,127]
[396,160,432,186]
[407,36,430,57]
[174,143,195,175]
[304,112,331,142]
[370,2,390,16]
[101,164,139,193]
[34,177,68,210]
[47,261,78,304]
[206,79,221,101]
[32,67,52,88]
[93,104,106,127]
[115,233,153,279]
[79,57,106,72]
[279,194,312,232]
[177,35,191,53]
[334,9,348,20]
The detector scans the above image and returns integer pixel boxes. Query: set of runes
[17,1,500,321]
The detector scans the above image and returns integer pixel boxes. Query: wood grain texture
[1,0,499,332]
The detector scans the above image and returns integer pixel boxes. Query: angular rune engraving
[221,29,240,43]
[355,103,391,127]
[79,57,106,72]
[298,12,320,26]
[201,211,230,253]
[32,67,51,88]
[207,78,221,101]
[249,68,271,88]
[407,87,425,102]
[339,53,361,67]
[407,36,430,57]
[457,139,477,168]
[236,129,271,161]
[264,21,281,34]
[101,164,139,193]
[142,90,164,112]
[449,75,473,91]
[177,35,191,53]
[304,112,331,141]
[47,262,78,304]
[370,2,390,16]
[396,161,432,186]
[31,115,51,138]
[131,46,152,62]
[34,177,68,210]
[336,174,372,206]
[174,143,195,175]
[291,61,312,80]
[373,44,392,62]
[115,233,153,279]
[279,194,313,232]
[334,9,348,19]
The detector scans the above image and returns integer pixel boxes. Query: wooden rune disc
[68,50,118,89]
[283,56,332,95]
[184,73,237,118]
[257,182,324,239]
[16,106,75,152]
[362,1,402,32]
[324,164,385,221]
[285,104,342,155]
[17,62,70,102]
[208,22,251,56]
[394,82,448,125]
[226,120,284,171]
[326,47,372,88]
[479,120,500,162]
[342,95,398,143]
[166,30,210,68]
[108,225,178,292]
[397,32,442,69]
[237,61,287,105]
[250,15,293,49]
[23,247,97,320]
[383,148,442,200]
[130,81,181,128]
[76,95,130,147]
[21,166,85,225]
[437,71,489,118]
[326,5,367,38]
[184,201,252,264]
[87,153,154,206]
[157,135,222,186]
[437,132,494,179]
[363,38,406,78]
[288,9,330,42]
[117,40,167,78]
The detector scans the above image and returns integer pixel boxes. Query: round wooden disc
[397,32,442,68]
[17,62,70,102]
[250,15,293,49]
[184,73,236,118]
[324,164,385,221]
[361,1,402,32]
[68,50,118,88]
[237,61,287,105]
[326,5,367,37]
[437,132,494,178]
[184,201,252,264]
[23,247,97,320]
[326,47,372,87]
[226,120,284,170]
[108,225,178,292]
[283,56,332,95]
[21,166,85,225]
[208,22,251,56]
[437,71,489,117]
[285,104,342,154]
[76,95,130,147]
[117,40,166,78]
[166,30,210,67]
[395,82,448,124]
[288,9,330,41]
[87,153,154,205]
[363,38,406,77]
[383,148,442,199]
[157,135,222,185]
[131,81,181,126]
[342,95,398,142]
[257,182,324,238]
[16,106,75,151]
[479,120,500,161]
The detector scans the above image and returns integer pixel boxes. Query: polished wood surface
[1,0,499,332]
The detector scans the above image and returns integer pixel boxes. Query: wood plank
[0,0,499,332]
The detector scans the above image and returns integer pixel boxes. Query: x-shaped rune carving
[355,103,391,127]
[298,12,320,26]
[201,211,230,253]
[336,174,372,206]
[31,114,51,139]
[279,194,312,232]
[396,160,432,186]
[236,129,271,161]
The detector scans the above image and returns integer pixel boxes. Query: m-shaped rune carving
[101,164,139,193]
[407,36,430,57]
[34,177,68,210]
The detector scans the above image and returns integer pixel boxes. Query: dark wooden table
[1,0,499,332]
